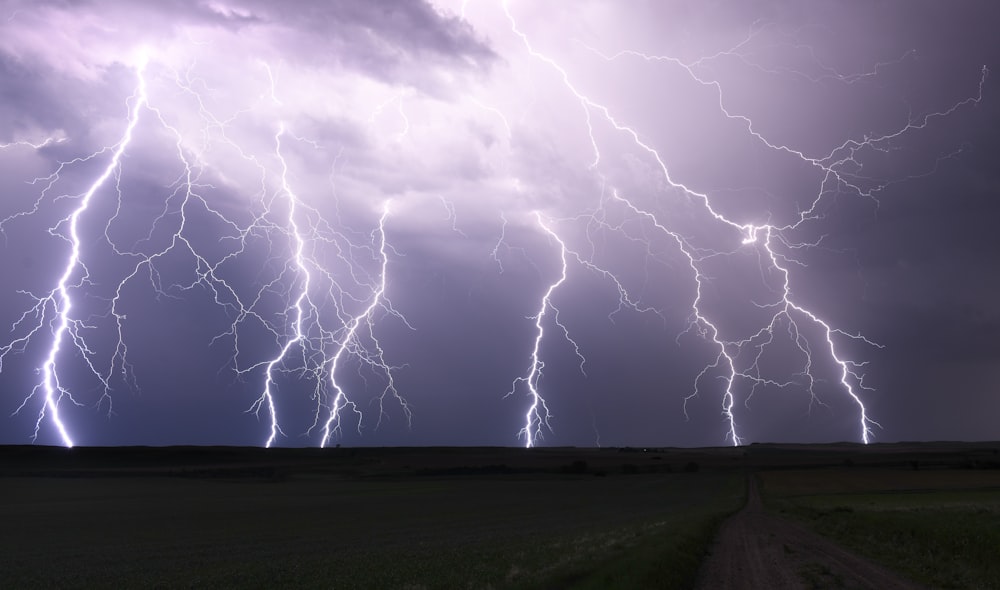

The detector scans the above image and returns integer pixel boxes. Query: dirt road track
[695,475,923,590]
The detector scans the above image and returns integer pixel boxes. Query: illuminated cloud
[1,0,997,446]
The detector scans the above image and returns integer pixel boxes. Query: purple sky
[1,0,998,447]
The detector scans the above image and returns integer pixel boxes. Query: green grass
[763,469,1000,590]
[1,471,743,589]
[514,491,740,589]
[797,562,848,590]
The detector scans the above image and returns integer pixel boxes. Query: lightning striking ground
[320,201,411,448]
[244,127,308,448]
[0,3,991,447]
[0,57,149,446]
[499,2,986,445]
[1,51,409,447]
[505,212,569,447]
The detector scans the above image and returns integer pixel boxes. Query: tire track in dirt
[695,475,924,590]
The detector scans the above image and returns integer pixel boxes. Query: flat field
[4,442,999,589]
[0,447,743,589]
[762,467,1000,589]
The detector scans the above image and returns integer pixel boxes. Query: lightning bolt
[506,209,658,447]
[242,127,308,448]
[0,136,66,151]
[321,201,411,448]
[1,5,986,448]
[506,212,570,447]
[1,48,411,447]
[500,2,985,445]
[0,58,149,446]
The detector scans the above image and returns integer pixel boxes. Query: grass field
[762,468,1000,589]
[6,442,999,588]
[0,470,744,589]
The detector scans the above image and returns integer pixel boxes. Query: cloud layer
[1,1,998,447]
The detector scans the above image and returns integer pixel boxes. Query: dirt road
[695,476,923,590]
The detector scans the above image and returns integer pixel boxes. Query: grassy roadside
[522,510,737,589]
[516,473,745,589]
[761,469,1000,589]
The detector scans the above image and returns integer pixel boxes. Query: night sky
[1,1,998,448]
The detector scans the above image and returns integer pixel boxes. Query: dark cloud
[0,1,998,447]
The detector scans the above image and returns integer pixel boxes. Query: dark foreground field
[1,442,998,589]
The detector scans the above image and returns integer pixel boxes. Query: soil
[695,476,924,590]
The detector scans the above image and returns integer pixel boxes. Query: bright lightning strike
[321,201,411,448]
[1,50,411,447]
[506,212,570,447]
[244,127,307,448]
[500,2,985,445]
[0,3,990,448]
[0,60,149,447]
[506,209,654,447]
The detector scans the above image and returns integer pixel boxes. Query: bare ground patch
[695,476,924,590]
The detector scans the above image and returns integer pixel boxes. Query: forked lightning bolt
[506,212,568,447]
[0,56,149,447]
[501,2,985,445]
[321,201,411,448]
[0,5,987,448]
[244,127,307,448]
[1,52,409,446]
[507,210,651,447]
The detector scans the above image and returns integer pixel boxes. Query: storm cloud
[1,1,998,447]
